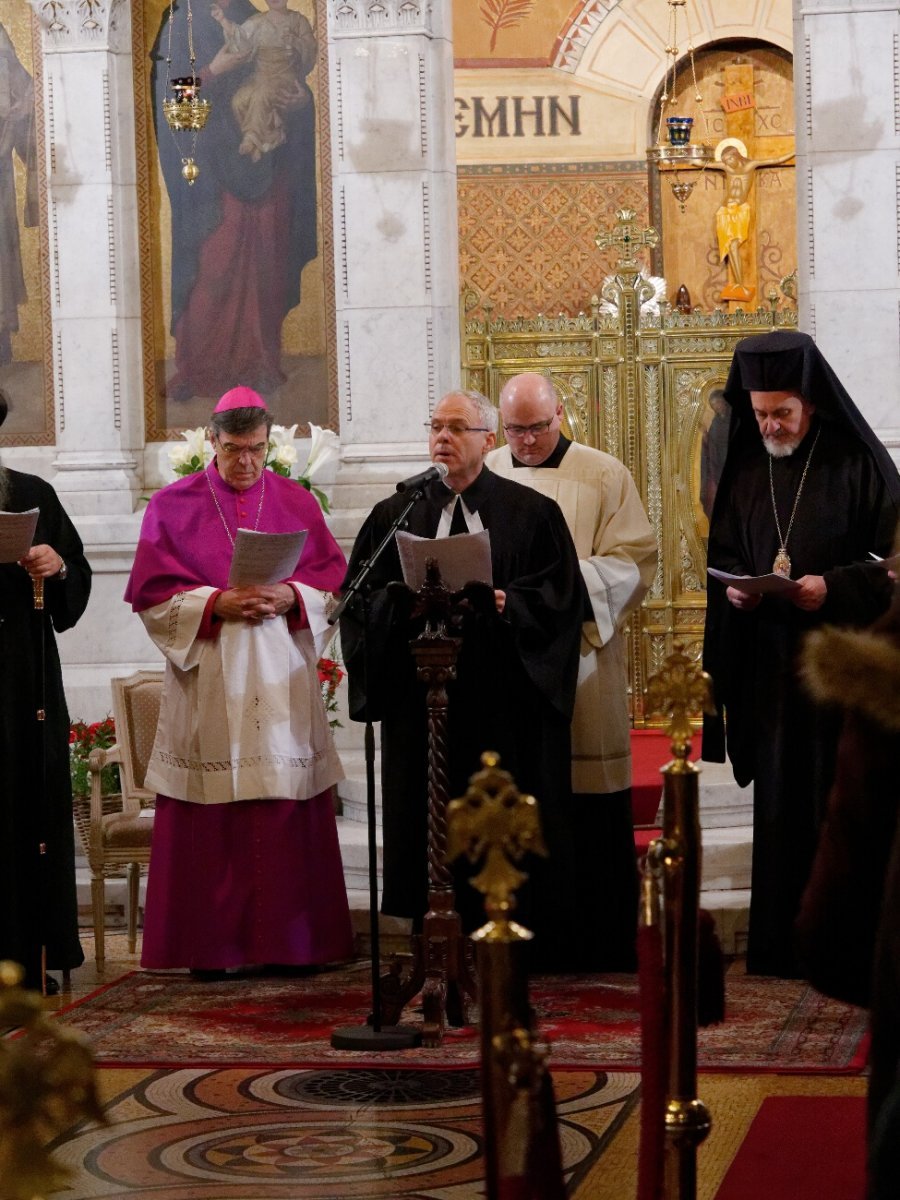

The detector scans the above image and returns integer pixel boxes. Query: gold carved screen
[461,220,798,725]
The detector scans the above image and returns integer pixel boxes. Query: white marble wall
[20,0,156,717]
[327,0,459,474]
[26,0,144,516]
[794,0,900,464]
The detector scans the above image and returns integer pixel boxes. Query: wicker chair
[85,671,163,970]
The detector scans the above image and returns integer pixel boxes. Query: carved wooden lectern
[378,561,480,1047]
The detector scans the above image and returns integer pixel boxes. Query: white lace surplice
[140,585,343,804]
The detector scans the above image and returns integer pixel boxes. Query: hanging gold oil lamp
[646,0,712,211]
[162,0,211,185]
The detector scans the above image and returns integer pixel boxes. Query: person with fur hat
[798,537,900,1198]
[0,390,92,993]
[126,388,352,977]
[702,331,900,977]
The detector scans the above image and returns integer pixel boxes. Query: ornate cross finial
[644,645,714,760]
[595,208,660,272]
[446,752,546,935]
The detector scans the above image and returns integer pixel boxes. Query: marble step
[74,757,752,960]
[337,749,383,825]
[335,749,752,946]
[701,888,750,958]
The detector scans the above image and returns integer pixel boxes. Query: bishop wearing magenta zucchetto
[125,388,352,979]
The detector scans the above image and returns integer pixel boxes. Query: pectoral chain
[769,427,821,577]
[206,469,266,548]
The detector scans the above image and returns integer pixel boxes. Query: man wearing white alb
[487,372,657,969]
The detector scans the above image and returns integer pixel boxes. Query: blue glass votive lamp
[666,116,694,147]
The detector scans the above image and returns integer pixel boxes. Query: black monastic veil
[703,331,900,977]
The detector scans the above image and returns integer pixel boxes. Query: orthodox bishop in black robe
[0,458,91,987]
[703,331,900,977]
[342,461,586,970]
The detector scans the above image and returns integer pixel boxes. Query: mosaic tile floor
[52,1065,638,1198]
[32,933,868,1200]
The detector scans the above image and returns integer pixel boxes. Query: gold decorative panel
[457,166,648,318]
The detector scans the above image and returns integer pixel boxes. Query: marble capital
[28,0,130,52]
[328,0,448,40]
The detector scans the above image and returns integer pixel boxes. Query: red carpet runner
[714,1096,866,1199]
[630,728,701,825]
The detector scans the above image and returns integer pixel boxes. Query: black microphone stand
[328,488,423,1051]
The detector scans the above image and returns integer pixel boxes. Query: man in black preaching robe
[702,331,900,978]
[0,393,91,991]
[341,389,586,970]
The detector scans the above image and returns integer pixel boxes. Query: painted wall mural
[479,1,537,55]
[0,4,51,448]
[135,0,335,441]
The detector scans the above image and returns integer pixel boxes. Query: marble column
[28,0,144,514]
[325,1,461,892]
[794,0,900,462]
[327,0,460,474]
[25,0,156,718]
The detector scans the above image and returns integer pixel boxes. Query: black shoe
[262,963,324,978]
[22,973,59,996]
[189,968,229,982]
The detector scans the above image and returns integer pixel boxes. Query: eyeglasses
[216,441,268,458]
[425,421,490,436]
[503,419,555,438]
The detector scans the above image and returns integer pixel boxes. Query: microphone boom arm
[329,488,425,626]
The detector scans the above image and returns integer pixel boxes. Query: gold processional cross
[595,209,660,274]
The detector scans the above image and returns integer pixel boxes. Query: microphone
[396,462,449,493]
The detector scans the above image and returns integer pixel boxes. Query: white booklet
[0,507,39,563]
[228,528,307,587]
[396,529,493,592]
[707,567,800,594]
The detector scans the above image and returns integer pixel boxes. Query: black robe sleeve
[485,482,583,722]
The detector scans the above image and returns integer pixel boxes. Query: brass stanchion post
[448,752,565,1200]
[644,647,715,1200]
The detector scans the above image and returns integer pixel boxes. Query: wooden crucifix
[660,58,795,306]
[709,60,794,303]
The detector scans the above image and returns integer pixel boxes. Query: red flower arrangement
[69,716,119,797]
[317,657,344,730]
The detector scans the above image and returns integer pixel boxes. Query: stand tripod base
[330,1024,422,1051]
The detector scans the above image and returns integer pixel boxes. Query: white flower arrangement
[268,422,338,513]
[168,427,212,476]
[168,422,338,514]
[303,424,340,481]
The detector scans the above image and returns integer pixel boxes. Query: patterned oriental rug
[52,963,869,1074]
